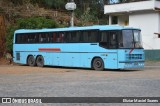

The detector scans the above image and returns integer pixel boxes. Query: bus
[13,25,144,71]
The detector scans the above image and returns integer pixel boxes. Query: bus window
[109,32,118,48]
[71,31,79,42]
[119,30,143,48]
[81,30,98,43]
[65,31,80,43]
[28,34,36,43]
[65,32,71,42]
[56,32,64,43]
[39,33,48,43]
[89,31,98,42]
[81,31,89,42]
[52,32,57,42]
[100,31,108,42]
[99,31,109,48]
[15,34,21,43]
[133,30,143,48]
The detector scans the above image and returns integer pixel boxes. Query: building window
[112,16,118,24]
[154,33,160,38]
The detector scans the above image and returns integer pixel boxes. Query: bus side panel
[104,52,118,69]
[13,44,29,64]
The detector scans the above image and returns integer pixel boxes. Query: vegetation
[8,0,106,24]
[5,17,60,52]
[2,0,108,55]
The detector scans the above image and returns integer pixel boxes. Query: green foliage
[5,17,60,52]
[9,0,23,5]
[6,26,17,52]
[30,0,65,9]
[43,0,65,9]
[16,17,59,29]
[80,8,98,25]
[75,0,104,25]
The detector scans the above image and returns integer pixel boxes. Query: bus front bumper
[119,61,145,69]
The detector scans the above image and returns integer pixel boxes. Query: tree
[74,0,105,25]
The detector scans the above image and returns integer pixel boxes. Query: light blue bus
[13,25,144,70]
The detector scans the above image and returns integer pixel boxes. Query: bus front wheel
[27,55,36,66]
[36,56,44,67]
[93,58,104,71]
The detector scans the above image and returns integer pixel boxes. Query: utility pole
[65,0,76,27]
[70,0,74,27]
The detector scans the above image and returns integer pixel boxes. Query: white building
[104,0,160,50]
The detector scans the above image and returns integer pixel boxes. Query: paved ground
[0,62,160,106]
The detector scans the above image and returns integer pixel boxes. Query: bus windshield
[119,30,143,49]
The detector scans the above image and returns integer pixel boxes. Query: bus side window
[101,32,108,42]
[89,31,98,42]
[65,31,80,43]
[34,33,39,43]
[24,34,28,43]
[52,32,57,43]
[109,32,117,48]
[65,31,71,43]
[16,34,21,43]
[99,31,109,48]
[81,31,89,42]
[56,32,64,43]
[28,34,34,43]
[73,31,80,42]
[43,33,50,43]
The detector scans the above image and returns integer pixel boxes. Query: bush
[5,17,60,52]
[5,26,17,52]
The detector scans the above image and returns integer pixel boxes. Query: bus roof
[15,25,140,33]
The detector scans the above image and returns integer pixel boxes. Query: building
[104,0,160,60]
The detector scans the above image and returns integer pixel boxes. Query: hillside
[0,0,107,57]
[0,0,76,56]
[0,0,74,26]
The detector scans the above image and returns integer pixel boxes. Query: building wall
[129,12,160,50]
[118,15,129,26]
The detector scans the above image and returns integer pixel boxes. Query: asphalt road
[0,62,160,106]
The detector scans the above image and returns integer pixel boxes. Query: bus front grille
[126,54,143,60]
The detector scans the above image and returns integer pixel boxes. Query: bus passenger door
[105,31,119,69]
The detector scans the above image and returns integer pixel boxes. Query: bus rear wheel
[93,58,104,71]
[27,55,36,66]
[36,56,44,67]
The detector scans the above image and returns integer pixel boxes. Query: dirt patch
[0,57,8,65]
[0,64,74,75]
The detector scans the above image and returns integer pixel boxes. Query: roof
[15,25,139,33]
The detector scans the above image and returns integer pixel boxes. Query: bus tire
[36,56,44,67]
[27,55,36,66]
[92,58,104,71]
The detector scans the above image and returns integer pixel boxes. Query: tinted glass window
[65,31,80,42]
[100,31,108,42]
[57,32,64,42]
[28,34,36,43]
[119,30,143,48]
[89,31,98,42]
[81,31,89,42]
[81,30,98,43]
[133,30,143,48]
[51,32,57,42]
[109,32,118,48]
